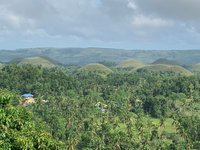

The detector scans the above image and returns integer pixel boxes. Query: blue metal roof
[21,93,33,97]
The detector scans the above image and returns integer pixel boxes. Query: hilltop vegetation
[0,64,200,149]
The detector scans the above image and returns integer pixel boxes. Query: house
[21,93,33,98]
[129,98,143,108]
[41,100,49,103]
[20,93,35,106]
[95,102,108,113]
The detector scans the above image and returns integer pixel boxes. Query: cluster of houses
[19,93,142,110]
[19,93,49,106]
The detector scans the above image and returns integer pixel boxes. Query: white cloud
[127,0,137,10]
[132,15,173,28]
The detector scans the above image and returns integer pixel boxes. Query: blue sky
[0,0,200,50]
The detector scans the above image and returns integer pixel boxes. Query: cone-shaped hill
[136,64,193,76]
[152,58,180,66]
[0,63,4,69]
[79,63,113,76]
[189,63,200,72]
[116,59,145,70]
[11,57,57,68]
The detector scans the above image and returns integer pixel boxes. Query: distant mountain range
[1,48,200,65]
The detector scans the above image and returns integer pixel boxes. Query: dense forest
[1,64,200,149]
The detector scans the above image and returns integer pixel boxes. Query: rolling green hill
[79,63,113,76]
[116,59,145,69]
[136,64,193,76]
[14,57,56,68]
[1,48,200,65]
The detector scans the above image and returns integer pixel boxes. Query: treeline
[0,65,200,149]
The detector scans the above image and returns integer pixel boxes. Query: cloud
[134,0,200,21]
[0,0,200,49]
[127,0,137,10]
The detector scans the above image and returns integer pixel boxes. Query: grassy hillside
[136,64,193,76]
[14,57,56,68]
[1,48,200,65]
[117,59,145,70]
[79,63,113,76]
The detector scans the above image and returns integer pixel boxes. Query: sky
[0,0,200,50]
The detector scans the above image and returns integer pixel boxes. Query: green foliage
[0,64,200,149]
[0,90,64,150]
[0,90,13,107]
